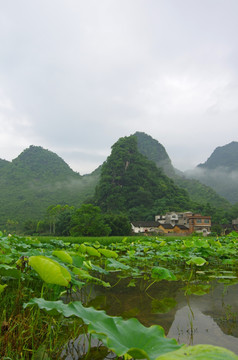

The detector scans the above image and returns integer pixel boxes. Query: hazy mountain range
[0,132,236,228]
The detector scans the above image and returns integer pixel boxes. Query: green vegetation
[135,131,232,209]
[190,141,238,203]
[0,134,237,233]
[1,231,238,359]
[0,146,99,229]
[94,135,191,219]
[198,141,238,171]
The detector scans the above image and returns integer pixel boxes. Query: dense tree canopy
[70,204,111,237]
[94,136,191,219]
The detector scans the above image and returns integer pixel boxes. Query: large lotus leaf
[24,298,181,360]
[151,267,177,281]
[156,344,238,360]
[0,264,21,279]
[71,254,84,268]
[193,239,210,248]
[0,255,14,264]
[29,256,71,287]
[73,267,110,287]
[186,257,207,266]
[52,250,73,264]
[78,244,87,254]
[85,246,101,257]
[98,248,118,259]
[90,263,109,275]
[106,258,130,271]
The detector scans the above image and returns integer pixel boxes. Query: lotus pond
[1,232,238,359]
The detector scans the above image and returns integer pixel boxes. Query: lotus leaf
[186,257,207,266]
[24,298,181,360]
[156,344,238,359]
[0,264,21,279]
[85,246,101,257]
[29,256,71,287]
[73,267,110,287]
[106,258,130,271]
[151,267,177,281]
[52,250,73,264]
[98,248,118,258]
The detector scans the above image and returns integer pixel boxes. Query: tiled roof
[131,221,159,227]
[159,224,174,229]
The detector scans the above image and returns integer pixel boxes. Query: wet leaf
[151,267,177,281]
[98,248,118,258]
[186,257,207,266]
[85,246,101,257]
[24,298,181,360]
[0,264,21,279]
[52,250,73,264]
[156,344,238,359]
[29,256,71,287]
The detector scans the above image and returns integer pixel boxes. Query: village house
[131,221,160,234]
[131,211,212,236]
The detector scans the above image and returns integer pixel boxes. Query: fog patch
[185,167,238,204]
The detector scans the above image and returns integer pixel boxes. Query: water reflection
[82,277,238,354]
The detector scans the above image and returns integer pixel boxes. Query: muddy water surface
[81,276,238,355]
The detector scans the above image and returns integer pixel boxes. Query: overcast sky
[0,0,237,174]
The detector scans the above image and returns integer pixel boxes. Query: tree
[70,204,111,236]
[55,206,74,236]
[23,219,37,235]
[46,204,73,234]
[103,213,131,236]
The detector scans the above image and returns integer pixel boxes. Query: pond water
[76,276,238,355]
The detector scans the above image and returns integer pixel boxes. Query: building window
[204,219,210,224]
[196,219,202,223]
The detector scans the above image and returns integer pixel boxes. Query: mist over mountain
[134,132,230,209]
[186,142,238,203]
[0,146,99,227]
[0,135,234,230]
[198,142,238,171]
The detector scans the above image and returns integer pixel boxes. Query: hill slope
[94,135,191,219]
[187,142,238,203]
[134,132,230,209]
[0,146,99,227]
[198,141,238,171]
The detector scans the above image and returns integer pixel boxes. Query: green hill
[134,131,175,177]
[187,142,238,203]
[134,132,230,209]
[0,136,233,230]
[94,135,191,220]
[0,146,99,228]
[198,141,238,171]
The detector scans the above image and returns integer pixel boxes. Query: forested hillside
[0,135,236,233]
[187,142,238,203]
[94,135,192,220]
[134,132,231,209]
[198,141,238,170]
[0,146,99,228]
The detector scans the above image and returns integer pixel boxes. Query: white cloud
[0,1,238,173]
